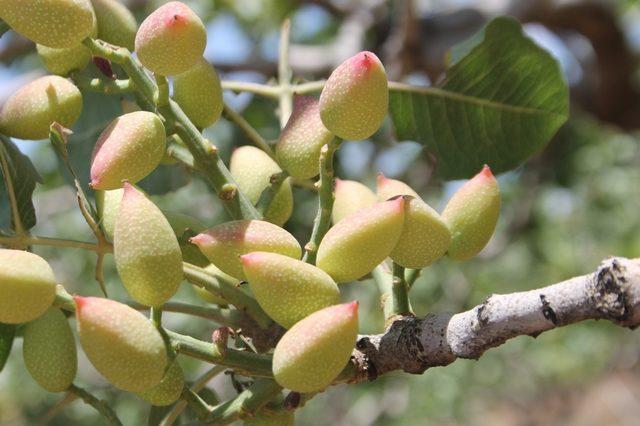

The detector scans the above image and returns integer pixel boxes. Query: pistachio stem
[222,103,276,160]
[302,137,342,264]
[83,37,260,221]
[278,19,293,128]
[183,262,272,329]
[68,384,123,426]
[204,379,283,424]
[167,330,273,377]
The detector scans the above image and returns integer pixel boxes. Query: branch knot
[590,258,630,322]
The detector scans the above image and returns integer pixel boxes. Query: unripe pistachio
[173,58,223,129]
[442,165,501,260]
[191,220,302,281]
[136,360,184,406]
[319,51,388,140]
[91,0,137,51]
[316,198,405,283]
[37,44,91,76]
[135,1,206,76]
[332,178,377,224]
[192,264,236,306]
[0,76,82,140]
[276,96,334,180]
[241,252,340,328]
[244,411,295,426]
[114,183,183,307]
[0,0,95,48]
[75,296,167,392]
[0,249,56,324]
[273,302,358,392]
[36,14,97,76]
[376,174,451,269]
[95,188,123,241]
[230,146,293,226]
[23,308,77,392]
[90,111,166,190]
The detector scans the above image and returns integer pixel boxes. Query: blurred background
[2,0,640,424]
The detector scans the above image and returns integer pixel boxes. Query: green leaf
[0,136,43,231]
[389,16,569,179]
[0,323,16,372]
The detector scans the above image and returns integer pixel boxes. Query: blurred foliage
[1,0,640,425]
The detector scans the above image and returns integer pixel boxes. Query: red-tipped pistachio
[0,249,56,324]
[191,220,302,281]
[230,146,293,226]
[135,1,206,76]
[0,0,95,48]
[0,76,82,140]
[316,198,405,283]
[332,178,377,224]
[377,174,451,269]
[276,96,334,179]
[114,184,183,307]
[273,302,358,392]
[90,111,166,190]
[442,165,501,260]
[75,296,167,392]
[319,51,388,140]
[173,58,223,129]
[241,252,340,328]
[23,308,77,392]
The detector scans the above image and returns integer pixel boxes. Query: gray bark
[348,257,640,382]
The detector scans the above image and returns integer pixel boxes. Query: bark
[348,257,640,383]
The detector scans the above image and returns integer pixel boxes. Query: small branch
[155,74,170,107]
[68,384,122,426]
[164,101,261,220]
[222,103,276,160]
[167,330,273,377]
[130,301,245,329]
[391,263,412,318]
[222,81,280,98]
[278,20,293,128]
[50,123,111,295]
[302,138,342,264]
[0,233,108,253]
[256,172,288,216]
[163,366,226,426]
[180,387,213,421]
[292,80,325,95]
[183,262,272,329]
[71,73,134,94]
[204,379,282,424]
[53,285,76,313]
[151,307,163,328]
[83,37,259,221]
[166,138,196,169]
[347,257,640,382]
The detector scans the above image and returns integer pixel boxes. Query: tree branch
[346,257,640,383]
